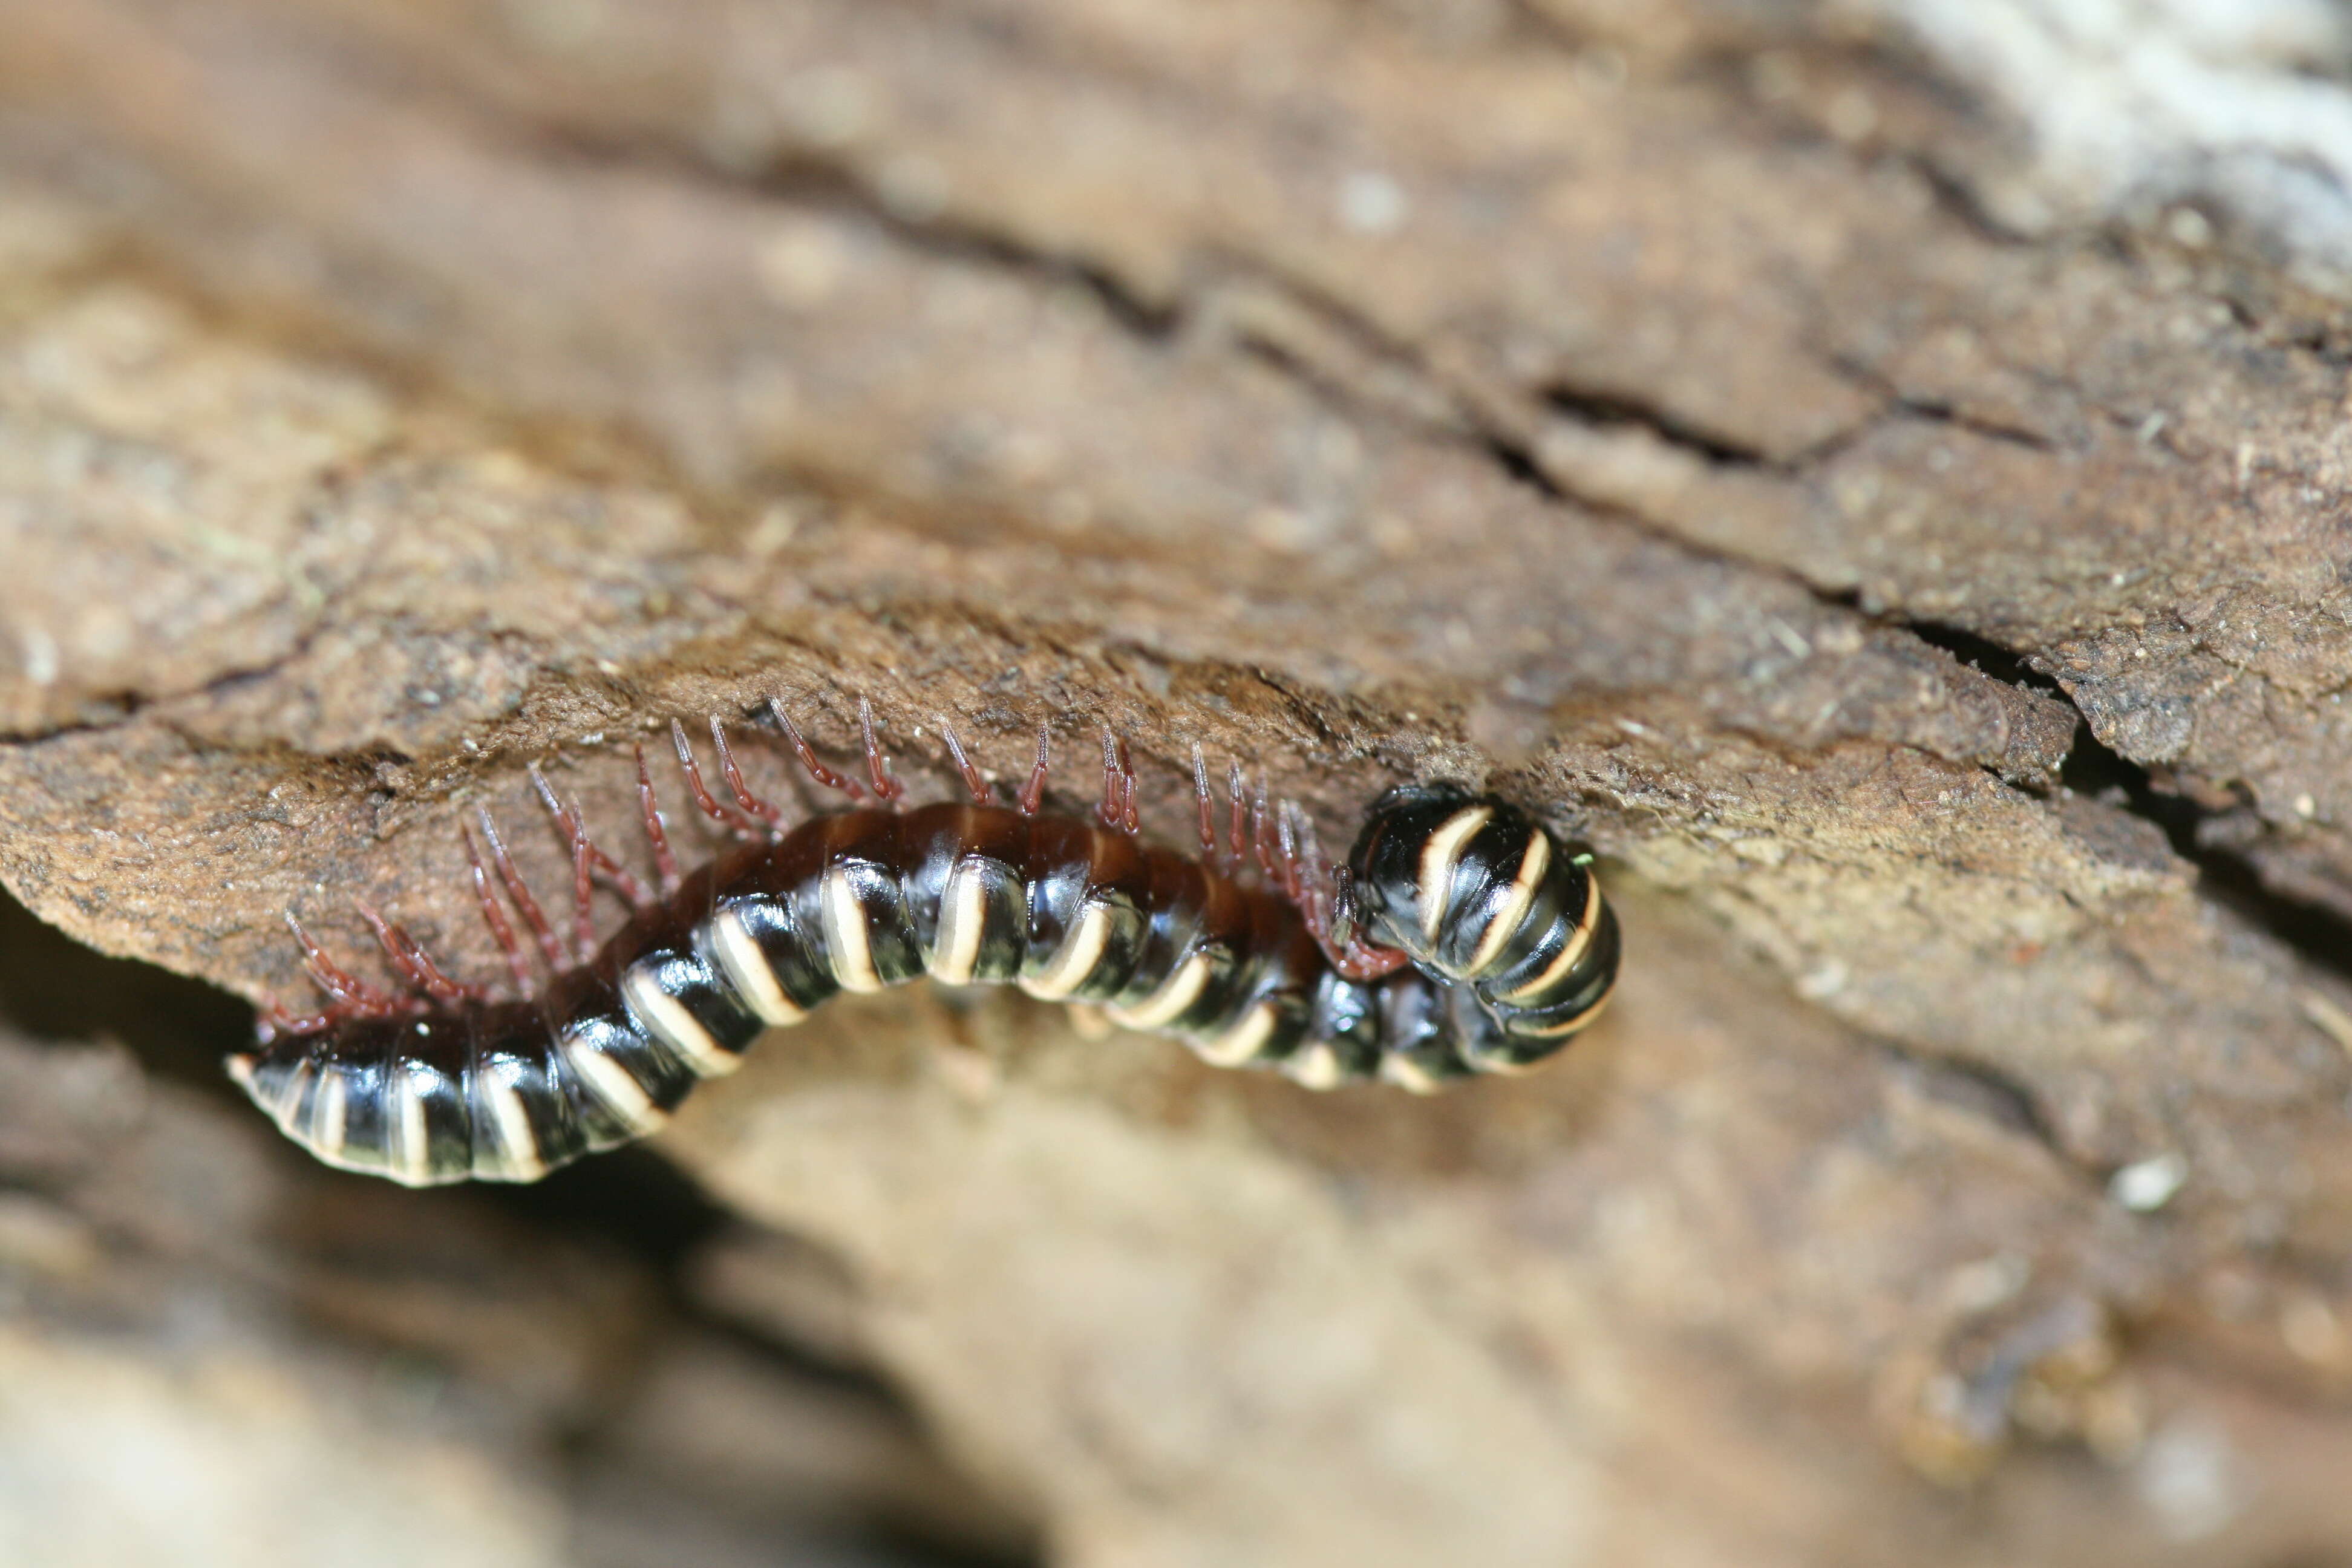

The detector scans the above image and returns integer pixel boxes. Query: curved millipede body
[231,710,1618,1186]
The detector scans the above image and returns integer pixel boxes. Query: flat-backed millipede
[230,702,1619,1186]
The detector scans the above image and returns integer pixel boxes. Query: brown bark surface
[5,2,2352,1563]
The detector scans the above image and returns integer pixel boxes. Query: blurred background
[11,2,2352,1564]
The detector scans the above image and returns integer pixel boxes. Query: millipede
[230,701,1620,1186]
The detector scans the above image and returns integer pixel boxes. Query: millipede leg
[1226,762,1248,871]
[1097,732,1127,831]
[463,826,540,994]
[1192,745,1220,863]
[708,717,787,831]
[256,995,335,1042]
[1115,735,1140,835]
[528,763,651,912]
[284,913,403,1016]
[570,835,596,964]
[1290,806,1330,927]
[476,808,568,970]
[1280,813,1410,982]
[635,746,682,895]
[767,697,866,800]
[1271,799,1304,903]
[857,697,904,804]
[939,720,995,804]
[354,900,483,1006]
[1016,724,1052,817]
[671,719,765,835]
[1249,776,1279,880]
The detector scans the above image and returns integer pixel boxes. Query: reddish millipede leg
[463,826,539,994]
[1292,808,1325,931]
[635,745,682,895]
[1226,762,1248,871]
[767,697,866,800]
[1192,745,1220,863]
[475,808,568,971]
[1278,806,1411,981]
[858,697,904,804]
[1295,807,1336,930]
[354,900,483,1006]
[524,766,635,964]
[708,717,787,831]
[709,718,783,829]
[1097,732,1126,831]
[285,913,403,1015]
[1271,802,1315,936]
[938,720,994,804]
[1249,776,1279,880]
[670,720,764,835]
[569,835,596,964]
[1016,724,1052,817]
[528,764,650,912]
[258,998,336,1041]
[1327,867,1411,981]
[1094,732,1140,836]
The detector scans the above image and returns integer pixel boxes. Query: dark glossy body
[233,788,1615,1186]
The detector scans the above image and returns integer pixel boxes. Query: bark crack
[1901,619,2352,993]
[1873,1036,2101,1184]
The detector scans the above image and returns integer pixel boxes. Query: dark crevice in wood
[1902,618,2352,990]
[1537,382,1771,467]
[1893,618,2067,699]
[1878,1039,2089,1178]
[483,91,1831,525]
[522,120,1187,342]
[1886,397,2057,452]
[0,879,253,1085]
[1480,429,1566,499]
[1816,351,2057,455]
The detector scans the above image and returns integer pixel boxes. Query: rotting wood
[5,2,2352,1562]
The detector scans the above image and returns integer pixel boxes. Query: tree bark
[5,1,2352,1563]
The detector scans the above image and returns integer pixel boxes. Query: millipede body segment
[232,711,1618,1186]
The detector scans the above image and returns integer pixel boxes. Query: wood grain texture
[4,1,2352,1561]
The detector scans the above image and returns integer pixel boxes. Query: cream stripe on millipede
[1497,886,1604,1005]
[561,1033,666,1135]
[1192,999,1277,1067]
[482,1073,547,1180]
[1416,806,1492,941]
[1108,950,1214,1030]
[1021,901,1114,1000]
[1465,831,1549,975]
[708,907,806,1025]
[929,864,992,985]
[820,867,886,992]
[622,966,741,1077]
